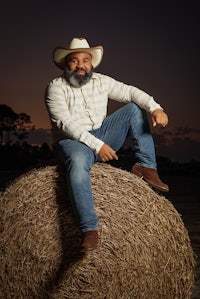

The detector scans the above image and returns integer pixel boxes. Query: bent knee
[65,149,94,172]
[124,103,145,119]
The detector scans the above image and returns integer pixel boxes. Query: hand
[98,144,118,162]
[151,109,168,127]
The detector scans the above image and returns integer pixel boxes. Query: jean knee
[126,102,142,115]
[70,151,89,169]
[67,147,94,174]
[129,103,148,122]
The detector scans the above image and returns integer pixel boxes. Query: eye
[71,59,78,64]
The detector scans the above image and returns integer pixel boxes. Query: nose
[77,59,84,68]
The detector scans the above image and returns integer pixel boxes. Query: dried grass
[0,163,195,298]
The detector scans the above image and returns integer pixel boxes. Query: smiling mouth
[74,67,87,75]
[75,70,86,75]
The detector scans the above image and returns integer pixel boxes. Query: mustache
[74,67,87,72]
[64,66,93,87]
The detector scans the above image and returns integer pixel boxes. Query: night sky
[1,1,199,162]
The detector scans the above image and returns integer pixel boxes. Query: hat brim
[53,46,103,70]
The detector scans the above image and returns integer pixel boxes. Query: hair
[64,65,93,87]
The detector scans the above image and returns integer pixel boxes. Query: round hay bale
[0,163,195,299]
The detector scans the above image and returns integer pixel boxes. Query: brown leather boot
[81,230,99,252]
[131,164,169,193]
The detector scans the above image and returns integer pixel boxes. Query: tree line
[0,104,35,144]
[0,104,53,170]
[0,104,199,177]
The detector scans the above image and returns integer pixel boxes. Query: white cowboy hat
[53,37,104,70]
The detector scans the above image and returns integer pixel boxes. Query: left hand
[151,109,168,127]
[98,143,118,162]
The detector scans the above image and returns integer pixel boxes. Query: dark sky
[1,1,200,161]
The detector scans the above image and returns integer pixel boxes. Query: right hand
[98,144,118,162]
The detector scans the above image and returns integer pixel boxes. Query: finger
[113,152,118,160]
[105,153,113,161]
[152,119,157,127]
[108,149,118,160]
[101,157,107,162]
[151,116,157,127]
[100,152,111,162]
[157,122,167,127]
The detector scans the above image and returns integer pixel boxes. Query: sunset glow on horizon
[1,1,199,161]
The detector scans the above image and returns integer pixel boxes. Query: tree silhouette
[0,104,34,144]
[13,112,35,142]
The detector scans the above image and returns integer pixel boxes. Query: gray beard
[64,67,93,87]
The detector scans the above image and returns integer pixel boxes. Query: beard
[64,66,93,87]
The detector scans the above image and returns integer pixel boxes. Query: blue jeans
[55,103,156,232]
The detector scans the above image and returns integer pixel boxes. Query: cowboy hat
[53,37,104,70]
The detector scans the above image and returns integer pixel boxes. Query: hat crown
[69,38,90,50]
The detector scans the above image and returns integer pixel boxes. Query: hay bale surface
[0,163,195,299]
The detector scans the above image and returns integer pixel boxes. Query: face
[67,52,92,73]
[65,52,93,87]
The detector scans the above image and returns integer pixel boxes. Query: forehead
[68,52,92,60]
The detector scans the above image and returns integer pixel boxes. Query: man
[45,37,169,252]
